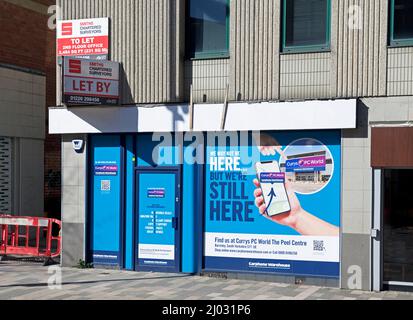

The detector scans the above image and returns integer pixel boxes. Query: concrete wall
[388,47,413,96]
[280,52,331,100]
[0,67,45,139]
[187,0,389,102]
[341,100,371,290]
[61,134,87,267]
[341,96,413,290]
[230,0,280,101]
[0,66,45,217]
[2,0,60,221]
[334,0,388,98]
[57,0,413,104]
[185,59,229,103]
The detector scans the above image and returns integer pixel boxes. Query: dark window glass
[392,0,413,41]
[188,0,229,58]
[284,0,329,50]
[383,169,413,283]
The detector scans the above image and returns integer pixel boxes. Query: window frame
[389,0,413,47]
[281,0,332,54]
[186,0,230,60]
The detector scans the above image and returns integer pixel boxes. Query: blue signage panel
[137,172,177,269]
[204,131,341,278]
[90,135,122,266]
[285,155,326,173]
[260,172,285,183]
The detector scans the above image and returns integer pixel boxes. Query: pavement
[0,261,413,300]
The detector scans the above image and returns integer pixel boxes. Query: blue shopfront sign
[204,131,341,278]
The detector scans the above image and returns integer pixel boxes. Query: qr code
[313,240,325,252]
[101,180,111,191]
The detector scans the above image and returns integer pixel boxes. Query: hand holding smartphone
[255,161,291,216]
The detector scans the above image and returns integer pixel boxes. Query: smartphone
[255,161,291,216]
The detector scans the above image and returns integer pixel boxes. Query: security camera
[72,139,84,152]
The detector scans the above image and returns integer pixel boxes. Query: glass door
[383,169,413,285]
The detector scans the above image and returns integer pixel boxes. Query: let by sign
[63,58,120,106]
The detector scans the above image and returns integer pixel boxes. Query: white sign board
[57,18,109,59]
[63,58,120,106]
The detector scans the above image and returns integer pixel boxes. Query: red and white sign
[57,18,109,57]
[63,58,120,106]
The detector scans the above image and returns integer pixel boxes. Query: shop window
[186,0,229,59]
[389,0,413,47]
[282,0,331,53]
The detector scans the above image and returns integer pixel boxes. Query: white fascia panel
[49,99,357,134]
[224,100,357,131]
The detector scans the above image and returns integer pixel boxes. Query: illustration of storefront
[280,151,333,185]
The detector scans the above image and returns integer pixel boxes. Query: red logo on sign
[69,60,81,74]
[61,22,73,36]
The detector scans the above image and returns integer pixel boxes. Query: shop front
[86,129,341,281]
[50,99,356,285]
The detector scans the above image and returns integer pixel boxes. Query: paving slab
[0,262,413,300]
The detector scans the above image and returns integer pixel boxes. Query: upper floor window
[187,0,230,59]
[282,0,331,53]
[389,0,413,47]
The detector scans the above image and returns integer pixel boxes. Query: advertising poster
[63,58,120,106]
[57,18,109,59]
[204,130,341,278]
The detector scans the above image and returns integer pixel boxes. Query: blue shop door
[89,135,123,267]
[136,169,181,272]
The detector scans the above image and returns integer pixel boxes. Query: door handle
[172,217,178,230]
[371,229,380,240]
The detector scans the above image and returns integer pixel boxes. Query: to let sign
[63,58,120,106]
[57,18,109,58]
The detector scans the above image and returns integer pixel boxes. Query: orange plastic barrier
[0,215,61,259]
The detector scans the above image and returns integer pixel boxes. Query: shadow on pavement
[0,274,193,289]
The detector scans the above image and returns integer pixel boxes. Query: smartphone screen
[255,161,291,216]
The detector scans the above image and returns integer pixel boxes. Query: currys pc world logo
[94,165,118,176]
[286,156,326,172]
[260,172,285,184]
[147,188,166,198]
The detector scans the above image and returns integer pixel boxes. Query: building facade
[0,0,60,220]
[50,0,413,292]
